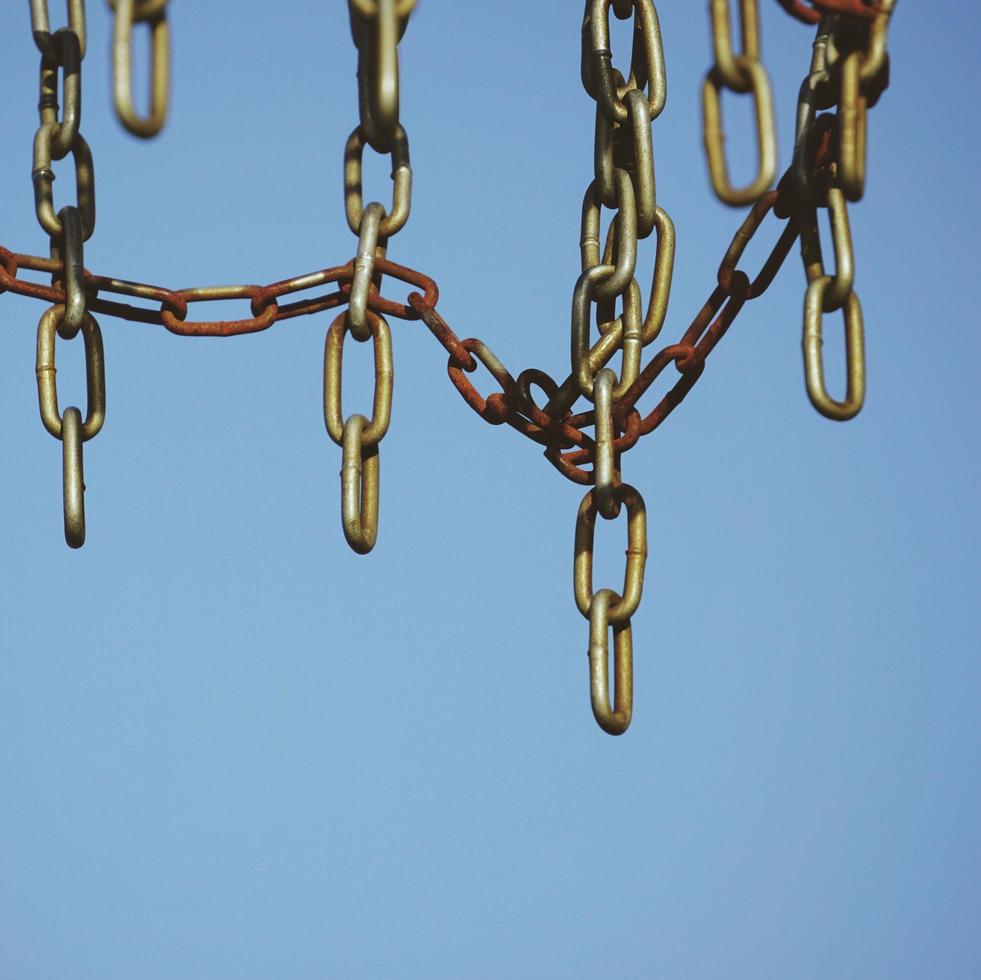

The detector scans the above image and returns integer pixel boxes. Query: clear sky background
[0,2,978,977]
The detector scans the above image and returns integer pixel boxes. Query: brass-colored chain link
[2,0,901,733]
[108,0,170,138]
[703,0,777,206]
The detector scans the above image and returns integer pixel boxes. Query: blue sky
[1,2,978,977]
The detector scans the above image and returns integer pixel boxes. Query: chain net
[2,0,899,734]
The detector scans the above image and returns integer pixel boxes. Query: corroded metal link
[35,305,106,442]
[0,249,435,332]
[324,311,394,448]
[111,0,170,139]
[160,285,278,337]
[702,58,776,207]
[588,589,634,735]
[30,0,87,59]
[447,338,516,426]
[407,296,477,371]
[775,0,822,23]
[718,190,799,299]
[340,415,381,555]
[584,0,666,123]
[803,276,865,420]
[345,125,412,238]
[781,0,884,22]
[574,484,647,625]
[614,273,752,438]
[61,405,86,548]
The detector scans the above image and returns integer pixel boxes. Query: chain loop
[61,405,86,548]
[710,0,762,93]
[593,369,620,520]
[344,125,412,237]
[584,0,667,123]
[580,170,639,302]
[802,276,865,420]
[38,27,82,160]
[588,588,634,736]
[798,184,854,311]
[324,311,394,449]
[57,205,86,340]
[349,0,407,152]
[702,60,776,206]
[340,415,381,555]
[35,304,106,442]
[110,0,170,139]
[574,484,647,625]
[348,202,387,342]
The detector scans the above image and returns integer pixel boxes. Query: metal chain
[28,0,105,548]
[787,1,896,419]
[329,0,416,553]
[108,0,170,138]
[2,0,900,733]
[703,0,777,206]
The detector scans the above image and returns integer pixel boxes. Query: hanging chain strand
[29,0,105,549]
[327,0,416,554]
[2,0,900,732]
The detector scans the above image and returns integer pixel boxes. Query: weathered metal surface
[3,0,900,734]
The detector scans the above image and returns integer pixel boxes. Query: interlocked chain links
[329,0,416,553]
[2,0,899,733]
[563,0,667,732]
[108,0,170,139]
[703,0,777,206]
[28,0,104,548]
[789,1,896,419]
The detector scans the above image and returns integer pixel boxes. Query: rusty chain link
[2,0,900,733]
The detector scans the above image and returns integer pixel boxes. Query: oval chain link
[110,0,170,139]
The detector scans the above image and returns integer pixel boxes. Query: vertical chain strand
[28,2,108,547]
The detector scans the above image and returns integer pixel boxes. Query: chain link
[109,0,170,138]
[703,0,777,206]
[1,0,901,733]
[26,1,106,547]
